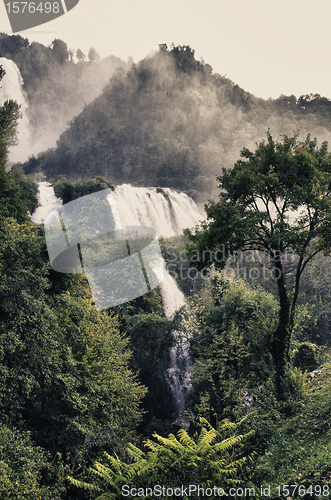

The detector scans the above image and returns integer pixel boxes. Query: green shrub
[292,342,324,372]
[0,423,60,499]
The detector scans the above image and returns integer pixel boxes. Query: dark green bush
[292,342,325,372]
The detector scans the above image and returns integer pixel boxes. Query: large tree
[186,132,331,396]
[0,64,21,164]
[0,217,147,454]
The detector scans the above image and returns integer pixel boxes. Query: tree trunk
[271,259,291,398]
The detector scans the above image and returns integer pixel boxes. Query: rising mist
[2,36,331,202]
[0,33,131,161]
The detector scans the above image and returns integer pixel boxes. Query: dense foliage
[186,132,331,395]
[53,176,115,204]
[2,43,331,498]
[68,417,253,499]
[188,276,279,420]
[0,66,149,498]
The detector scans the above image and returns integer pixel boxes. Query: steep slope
[23,45,331,201]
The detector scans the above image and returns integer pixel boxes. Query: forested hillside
[0,71,175,497]
[3,39,331,499]
[22,44,331,201]
[0,33,129,154]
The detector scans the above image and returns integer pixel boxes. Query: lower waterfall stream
[159,266,193,427]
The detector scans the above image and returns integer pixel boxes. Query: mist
[0,33,131,162]
[3,35,331,203]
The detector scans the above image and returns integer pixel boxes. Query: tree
[125,313,174,422]
[88,47,100,63]
[0,168,36,222]
[170,45,211,75]
[76,48,85,62]
[51,38,69,64]
[189,276,278,419]
[0,423,60,499]
[186,132,331,396]
[54,294,147,453]
[0,66,39,221]
[0,97,21,162]
[53,176,114,204]
[0,216,147,459]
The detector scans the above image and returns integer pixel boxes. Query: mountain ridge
[10,40,331,201]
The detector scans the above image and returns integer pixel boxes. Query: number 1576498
[5,2,60,14]
[276,484,330,497]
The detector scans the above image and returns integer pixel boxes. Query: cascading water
[112,184,202,238]
[114,185,201,426]
[167,322,193,428]
[0,57,31,163]
[161,276,193,427]
[33,182,202,426]
[32,182,62,223]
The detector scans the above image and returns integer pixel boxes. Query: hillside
[22,44,331,201]
[0,33,130,155]
[249,357,331,497]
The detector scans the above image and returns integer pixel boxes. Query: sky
[0,0,331,100]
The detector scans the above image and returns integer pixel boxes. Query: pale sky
[0,0,330,100]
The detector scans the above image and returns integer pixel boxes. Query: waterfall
[166,321,193,428]
[33,182,202,426]
[114,185,198,426]
[112,184,202,238]
[0,57,31,163]
[32,182,62,224]
[159,270,185,318]
[32,182,203,233]
[160,272,193,427]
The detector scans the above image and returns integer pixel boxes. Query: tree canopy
[186,132,331,395]
[0,65,21,164]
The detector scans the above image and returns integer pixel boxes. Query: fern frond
[125,458,150,480]
[196,416,214,431]
[177,428,195,448]
[91,463,118,484]
[196,429,218,456]
[212,434,243,452]
[127,443,145,460]
[218,418,237,432]
[151,432,185,451]
[66,475,101,492]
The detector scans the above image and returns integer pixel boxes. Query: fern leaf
[66,475,101,492]
[213,434,243,453]
[178,428,195,449]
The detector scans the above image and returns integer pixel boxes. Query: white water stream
[112,184,203,238]
[32,182,63,223]
[32,175,202,427]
